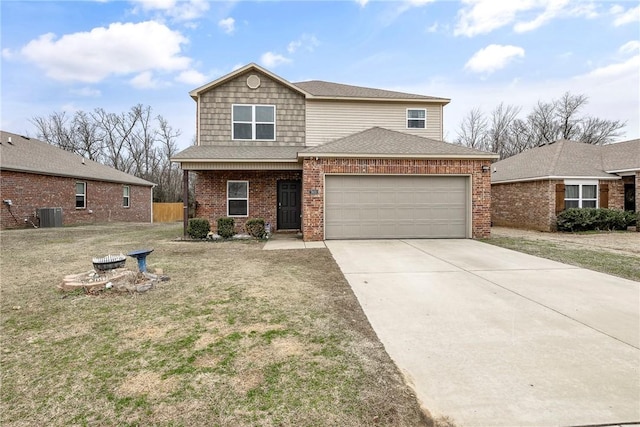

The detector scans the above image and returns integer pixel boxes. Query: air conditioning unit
[37,207,63,227]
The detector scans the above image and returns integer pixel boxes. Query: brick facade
[198,70,305,147]
[492,178,630,231]
[301,158,492,241]
[194,170,302,234]
[0,170,152,229]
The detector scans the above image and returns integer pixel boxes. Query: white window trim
[227,180,249,217]
[232,104,276,141]
[123,185,130,208]
[564,179,598,208]
[406,108,426,129]
[76,181,86,210]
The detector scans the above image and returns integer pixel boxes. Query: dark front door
[624,183,636,211]
[277,180,301,230]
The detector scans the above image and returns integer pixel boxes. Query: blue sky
[2,0,639,150]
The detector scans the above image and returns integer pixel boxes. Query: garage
[325,175,469,239]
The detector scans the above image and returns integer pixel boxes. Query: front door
[277,180,301,230]
[624,183,636,211]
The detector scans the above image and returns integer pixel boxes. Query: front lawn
[0,223,432,426]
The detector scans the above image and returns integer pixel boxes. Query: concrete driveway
[325,239,640,427]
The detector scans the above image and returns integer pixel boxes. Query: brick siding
[492,178,629,231]
[301,158,492,241]
[198,70,305,147]
[194,170,302,234]
[0,170,152,229]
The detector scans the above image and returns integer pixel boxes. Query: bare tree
[456,92,627,159]
[455,107,488,150]
[32,105,186,202]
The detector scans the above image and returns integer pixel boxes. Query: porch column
[183,169,189,237]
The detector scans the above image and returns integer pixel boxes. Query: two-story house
[171,63,497,241]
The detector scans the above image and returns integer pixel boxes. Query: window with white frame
[76,182,86,209]
[123,186,130,208]
[565,180,598,209]
[407,109,426,129]
[232,105,275,140]
[227,181,248,217]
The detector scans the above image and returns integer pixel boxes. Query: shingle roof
[171,144,301,161]
[293,80,450,103]
[602,139,640,172]
[491,139,640,183]
[0,131,155,186]
[300,127,497,158]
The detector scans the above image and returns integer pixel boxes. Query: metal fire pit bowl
[92,254,126,271]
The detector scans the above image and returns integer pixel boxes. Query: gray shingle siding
[199,70,305,147]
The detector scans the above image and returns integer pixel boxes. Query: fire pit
[92,254,126,271]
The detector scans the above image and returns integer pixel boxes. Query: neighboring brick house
[491,139,639,231]
[172,63,498,241]
[0,131,155,229]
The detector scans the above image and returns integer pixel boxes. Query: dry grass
[1,223,434,426]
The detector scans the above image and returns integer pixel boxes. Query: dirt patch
[491,226,640,256]
[117,371,179,398]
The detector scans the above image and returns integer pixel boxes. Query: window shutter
[555,183,565,214]
[599,184,608,208]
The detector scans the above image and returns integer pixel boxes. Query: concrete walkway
[326,239,640,427]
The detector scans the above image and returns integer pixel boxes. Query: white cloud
[176,69,207,85]
[2,48,16,60]
[19,21,191,83]
[426,22,439,33]
[355,0,369,7]
[129,0,209,22]
[260,52,291,68]
[130,71,161,89]
[619,40,640,56]
[218,17,235,34]
[455,0,598,37]
[612,4,640,26]
[70,87,102,97]
[464,44,525,74]
[287,34,320,54]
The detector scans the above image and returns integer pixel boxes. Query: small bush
[245,218,266,238]
[217,217,235,239]
[187,218,210,239]
[557,208,637,232]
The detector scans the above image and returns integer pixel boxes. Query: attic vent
[247,74,261,89]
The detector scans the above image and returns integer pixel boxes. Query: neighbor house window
[123,186,130,208]
[565,180,598,209]
[227,181,248,217]
[75,182,86,209]
[407,109,426,129]
[232,105,275,140]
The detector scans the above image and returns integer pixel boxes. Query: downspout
[183,169,189,237]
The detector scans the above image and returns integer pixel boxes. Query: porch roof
[171,145,301,162]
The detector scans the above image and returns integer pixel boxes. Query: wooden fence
[153,203,184,223]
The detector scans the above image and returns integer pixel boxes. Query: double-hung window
[564,180,597,209]
[407,109,426,129]
[76,182,86,209]
[227,181,248,217]
[232,105,275,140]
[123,186,130,208]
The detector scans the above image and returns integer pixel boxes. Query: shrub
[245,218,266,238]
[187,218,210,239]
[557,208,637,232]
[217,217,235,239]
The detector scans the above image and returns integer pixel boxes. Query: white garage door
[325,175,468,239]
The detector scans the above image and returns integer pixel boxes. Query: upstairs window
[565,181,597,209]
[75,182,86,209]
[407,109,426,129]
[232,105,275,140]
[123,186,130,208]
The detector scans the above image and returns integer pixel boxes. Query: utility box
[38,207,63,227]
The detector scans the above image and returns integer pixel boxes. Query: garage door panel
[325,175,468,239]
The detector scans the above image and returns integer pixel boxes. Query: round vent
[246,74,261,89]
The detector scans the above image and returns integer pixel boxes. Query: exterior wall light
[481,165,490,172]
